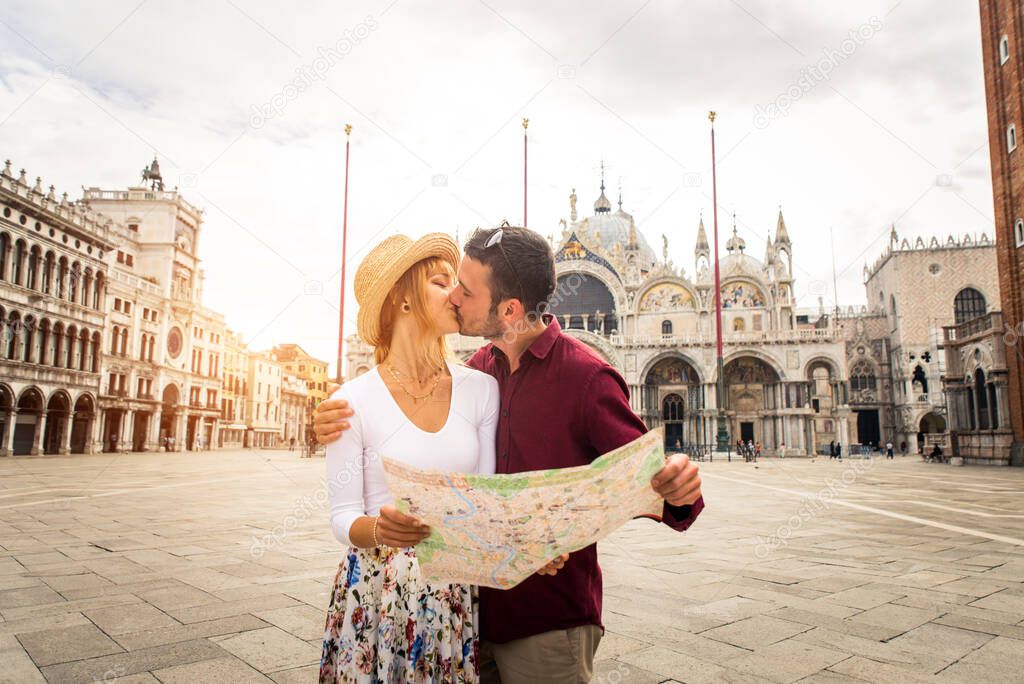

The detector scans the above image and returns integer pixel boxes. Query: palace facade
[1,157,324,455]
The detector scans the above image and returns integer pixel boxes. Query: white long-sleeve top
[326,361,499,547]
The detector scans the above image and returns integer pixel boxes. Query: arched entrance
[70,395,95,453]
[43,392,70,454]
[159,384,180,450]
[642,356,702,451]
[14,388,44,455]
[918,412,947,452]
[723,356,781,450]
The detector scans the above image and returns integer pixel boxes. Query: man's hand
[536,553,569,576]
[376,505,432,548]
[651,454,701,506]
[314,384,353,445]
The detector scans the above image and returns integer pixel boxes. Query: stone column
[1,410,14,457]
[30,411,47,455]
[59,411,73,455]
[148,409,162,451]
[210,419,220,451]
[122,409,134,452]
[176,411,188,451]
[88,411,101,454]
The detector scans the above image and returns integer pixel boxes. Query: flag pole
[522,118,529,227]
[709,111,729,451]
[336,123,352,384]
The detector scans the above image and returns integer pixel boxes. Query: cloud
[0,0,995,374]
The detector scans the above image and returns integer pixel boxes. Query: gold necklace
[383,363,441,403]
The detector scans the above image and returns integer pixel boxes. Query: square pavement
[0,450,1022,682]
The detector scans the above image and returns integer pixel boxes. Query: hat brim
[356,233,461,346]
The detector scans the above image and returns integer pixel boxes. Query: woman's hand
[536,553,569,576]
[375,505,432,548]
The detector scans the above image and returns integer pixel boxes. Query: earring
[401,302,411,313]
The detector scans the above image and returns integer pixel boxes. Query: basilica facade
[536,183,849,456]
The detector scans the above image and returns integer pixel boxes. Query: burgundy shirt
[467,317,704,643]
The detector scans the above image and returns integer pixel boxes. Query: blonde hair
[374,256,454,370]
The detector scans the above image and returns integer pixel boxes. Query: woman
[320,233,499,682]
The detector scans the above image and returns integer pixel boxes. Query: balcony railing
[944,311,1002,344]
[103,387,128,397]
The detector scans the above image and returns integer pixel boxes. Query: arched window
[890,295,897,317]
[662,394,685,421]
[661,320,672,336]
[1008,124,1018,152]
[1001,35,1011,64]
[954,287,986,324]
[1016,219,1024,248]
[850,364,877,393]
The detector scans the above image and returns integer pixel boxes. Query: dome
[594,189,612,213]
[581,211,658,268]
[719,251,767,279]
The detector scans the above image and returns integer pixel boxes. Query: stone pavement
[0,450,1022,683]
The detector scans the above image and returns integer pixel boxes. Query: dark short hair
[464,225,555,318]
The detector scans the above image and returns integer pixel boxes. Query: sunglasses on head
[484,228,526,308]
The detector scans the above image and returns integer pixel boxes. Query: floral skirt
[320,545,478,683]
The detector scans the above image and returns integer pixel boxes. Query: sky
[0,0,994,375]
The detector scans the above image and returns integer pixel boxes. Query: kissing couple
[314,224,704,683]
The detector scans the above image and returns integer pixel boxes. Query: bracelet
[371,515,381,547]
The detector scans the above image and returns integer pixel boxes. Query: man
[314,226,703,683]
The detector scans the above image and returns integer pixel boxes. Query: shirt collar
[488,314,560,362]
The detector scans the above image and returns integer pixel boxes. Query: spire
[764,232,774,264]
[594,160,611,213]
[617,181,623,210]
[775,207,790,245]
[695,216,709,256]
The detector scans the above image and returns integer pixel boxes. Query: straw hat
[354,233,460,346]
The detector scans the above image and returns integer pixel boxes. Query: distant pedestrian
[779,442,786,459]
[900,441,907,457]
[829,440,836,460]
[886,441,894,459]
[290,437,296,451]
[836,442,842,459]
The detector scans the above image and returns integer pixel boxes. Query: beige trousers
[479,625,602,684]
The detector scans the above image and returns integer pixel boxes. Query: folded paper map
[381,428,665,589]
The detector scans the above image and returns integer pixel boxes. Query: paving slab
[0,450,1021,681]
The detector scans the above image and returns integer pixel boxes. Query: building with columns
[1,162,111,455]
[859,227,1001,458]
[281,373,309,448]
[344,176,1006,461]
[83,159,226,452]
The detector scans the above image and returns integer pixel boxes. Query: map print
[381,428,665,589]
